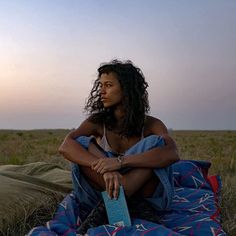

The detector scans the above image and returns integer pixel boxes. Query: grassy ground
[0,129,235,235]
[0,129,70,168]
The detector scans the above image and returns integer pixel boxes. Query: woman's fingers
[97,165,105,174]
[92,160,107,173]
[91,159,99,168]
[105,178,109,196]
[103,172,113,199]
[108,178,114,199]
[113,175,120,199]
[96,161,106,174]
[92,159,103,171]
[92,158,121,174]
[103,172,121,199]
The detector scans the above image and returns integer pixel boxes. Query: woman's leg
[121,134,174,211]
[120,135,165,197]
[122,168,159,198]
[71,136,108,209]
[80,141,107,191]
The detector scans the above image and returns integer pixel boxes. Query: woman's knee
[126,135,165,155]
[74,136,94,149]
[143,134,165,147]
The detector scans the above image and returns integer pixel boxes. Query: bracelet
[117,155,124,168]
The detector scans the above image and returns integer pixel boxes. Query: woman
[59,60,179,231]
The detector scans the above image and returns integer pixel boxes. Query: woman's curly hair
[85,59,150,137]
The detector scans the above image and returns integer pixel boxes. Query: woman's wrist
[117,155,124,168]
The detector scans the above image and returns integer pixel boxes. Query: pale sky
[0,0,235,130]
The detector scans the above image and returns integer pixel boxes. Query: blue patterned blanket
[27,160,227,236]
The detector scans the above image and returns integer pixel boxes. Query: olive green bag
[0,162,72,236]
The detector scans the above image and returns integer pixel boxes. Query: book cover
[101,186,131,227]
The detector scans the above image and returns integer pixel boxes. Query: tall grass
[0,129,70,168]
[0,129,235,235]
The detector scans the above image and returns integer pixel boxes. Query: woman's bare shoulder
[144,115,168,136]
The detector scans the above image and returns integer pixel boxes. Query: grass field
[0,129,235,235]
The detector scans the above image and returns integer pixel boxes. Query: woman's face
[99,72,123,108]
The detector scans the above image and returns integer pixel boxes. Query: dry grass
[1,193,64,236]
[0,129,70,169]
[0,129,235,235]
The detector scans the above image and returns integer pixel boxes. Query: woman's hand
[91,158,121,174]
[103,171,122,199]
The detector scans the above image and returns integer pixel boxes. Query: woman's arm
[59,120,125,199]
[124,116,180,168]
[123,133,179,168]
[92,116,180,174]
[58,119,101,167]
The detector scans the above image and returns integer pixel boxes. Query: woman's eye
[106,84,112,87]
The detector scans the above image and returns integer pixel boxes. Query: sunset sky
[0,0,235,130]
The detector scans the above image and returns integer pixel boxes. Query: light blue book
[101,186,131,227]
